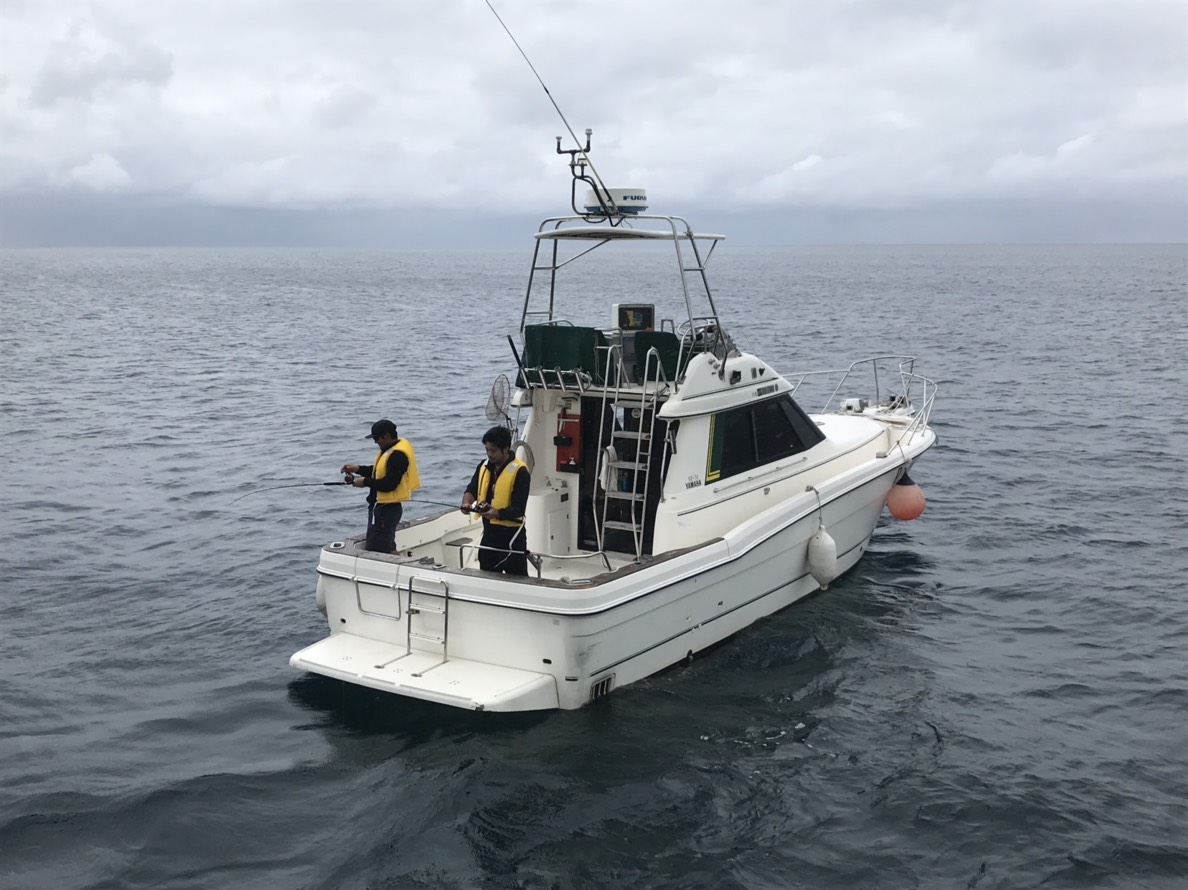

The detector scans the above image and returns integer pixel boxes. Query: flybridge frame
[518,129,736,364]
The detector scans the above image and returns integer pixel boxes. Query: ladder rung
[608,460,642,469]
[614,431,650,440]
[409,631,444,643]
[603,519,640,531]
[406,578,449,664]
[606,491,645,501]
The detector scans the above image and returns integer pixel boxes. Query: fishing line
[227,481,348,506]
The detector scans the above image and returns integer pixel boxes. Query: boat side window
[710,395,824,482]
[717,408,756,479]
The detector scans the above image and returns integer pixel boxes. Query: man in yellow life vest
[341,419,420,553]
[461,425,530,575]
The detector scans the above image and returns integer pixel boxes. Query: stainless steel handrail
[787,355,937,444]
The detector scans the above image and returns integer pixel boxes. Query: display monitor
[613,303,655,332]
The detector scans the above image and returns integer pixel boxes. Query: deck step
[291,633,558,711]
[603,519,640,531]
[409,630,444,643]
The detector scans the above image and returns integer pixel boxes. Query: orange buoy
[886,472,926,520]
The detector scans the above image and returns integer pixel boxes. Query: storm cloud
[1,0,1184,245]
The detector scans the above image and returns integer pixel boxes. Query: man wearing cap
[341,419,421,553]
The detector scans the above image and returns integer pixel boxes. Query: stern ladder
[405,576,450,677]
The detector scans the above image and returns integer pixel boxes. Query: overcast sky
[1,0,1185,246]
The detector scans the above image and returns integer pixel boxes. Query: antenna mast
[483,0,623,219]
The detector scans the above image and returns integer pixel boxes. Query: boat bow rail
[788,356,937,445]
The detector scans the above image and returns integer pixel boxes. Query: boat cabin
[508,217,826,567]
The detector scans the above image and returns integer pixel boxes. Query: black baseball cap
[366,419,397,439]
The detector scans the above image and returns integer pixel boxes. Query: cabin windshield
[707,395,826,484]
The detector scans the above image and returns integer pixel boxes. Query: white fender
[807,523,838,589]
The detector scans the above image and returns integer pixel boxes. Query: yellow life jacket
[476,458,527,527]
[375,439,420,504]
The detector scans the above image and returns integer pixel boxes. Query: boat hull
[290,446,920,711]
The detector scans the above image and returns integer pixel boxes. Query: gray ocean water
[1,243,1186,890]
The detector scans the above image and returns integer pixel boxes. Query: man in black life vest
[461,425,530,575]
[341,419,421,553]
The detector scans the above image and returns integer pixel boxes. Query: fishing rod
[228,483,486,513]
[412,497,481,512]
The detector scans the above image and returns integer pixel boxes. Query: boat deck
[331,535,640,586]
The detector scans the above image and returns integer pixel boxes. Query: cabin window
[717,408,756,479]
[754,398,803,464]
[706,395,824,483]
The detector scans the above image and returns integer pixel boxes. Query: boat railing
[447,540,613,578]
[523,315,574,326]
[885,371,936,445]
[531,549,614,574]
[521,365,595,394]
[676,316,735,369]
[595,341,630,391]
[788,355,937,444]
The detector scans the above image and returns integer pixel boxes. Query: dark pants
[479,522,529,575]
[365,502,403,553]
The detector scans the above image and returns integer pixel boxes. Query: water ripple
[0,244,1185,888]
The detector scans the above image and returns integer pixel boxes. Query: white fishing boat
[291,134,937,711]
